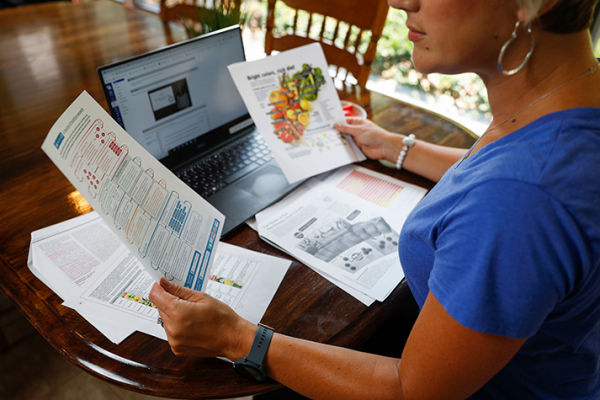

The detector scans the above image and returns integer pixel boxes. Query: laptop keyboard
[176,132,274,199]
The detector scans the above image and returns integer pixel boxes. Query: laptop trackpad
[236,165,290,200]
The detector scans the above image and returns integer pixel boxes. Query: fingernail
[160,277,171,287]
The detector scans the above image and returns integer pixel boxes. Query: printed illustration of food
[268,63,326,144]
[228,43,366,184]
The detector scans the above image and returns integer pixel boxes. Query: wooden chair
[159,0,205,39]
[159,0,243,40]
[265,0,389,88]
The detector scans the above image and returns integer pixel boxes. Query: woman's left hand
[149,278,255,360]
[334,117,397,161]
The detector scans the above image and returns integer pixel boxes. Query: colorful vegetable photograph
[268,63,326,144]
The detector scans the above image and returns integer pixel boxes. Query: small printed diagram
[71,119,128,199]
[268,64,326,144]
[337,170,405,208]
[120,292,156,308]
[295,216,398,274]
[209,275,243,289]
[97,153,205,284]
[148,78,192,121]
[98,157,151,228]
[137,191,204,283]
[303,132,350,152]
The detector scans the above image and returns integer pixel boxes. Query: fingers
[345,116,366,125]
[334,118,365,135]
[149,282,178,309]
[334,122,352,135]
[159,277,205,302]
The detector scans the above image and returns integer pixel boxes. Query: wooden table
[0,1,477,398]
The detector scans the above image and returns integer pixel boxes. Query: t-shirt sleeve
[429,179,584,338]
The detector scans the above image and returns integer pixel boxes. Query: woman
[149,0,600,398]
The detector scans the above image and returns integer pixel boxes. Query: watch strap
[246,323,274,365]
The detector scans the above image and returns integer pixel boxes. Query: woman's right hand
[149,278,255,360]
[334,117,398,161]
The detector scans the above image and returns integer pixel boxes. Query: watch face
[234,359,267,382]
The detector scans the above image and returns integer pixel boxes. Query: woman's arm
[334,118,468,183]
[149,280,526,400]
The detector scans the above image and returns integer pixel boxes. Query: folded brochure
[41,91,224,292]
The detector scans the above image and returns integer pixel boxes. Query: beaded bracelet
[396,134,416,170]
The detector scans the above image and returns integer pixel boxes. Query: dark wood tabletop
[0,1,477,398]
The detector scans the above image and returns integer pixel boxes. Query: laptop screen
[98,26,251,167]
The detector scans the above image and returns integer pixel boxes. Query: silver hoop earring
[497,20,535,76]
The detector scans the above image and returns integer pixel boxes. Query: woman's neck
[464,28,600,155]
[480,29,599,140]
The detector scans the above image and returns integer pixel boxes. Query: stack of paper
[28,212,290,344]
[254,165,427,306]
[35,91,291,344]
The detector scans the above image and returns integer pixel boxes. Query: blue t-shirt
[399,108,600,399]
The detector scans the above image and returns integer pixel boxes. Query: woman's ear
[517,0,559,21]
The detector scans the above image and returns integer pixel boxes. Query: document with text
[28,212,291,344]
[228,43,366,184]
[256,165,427,302]
[41,91,224,292]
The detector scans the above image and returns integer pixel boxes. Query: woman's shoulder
[521,107,600,183]
[467,107,600,183]
[447,106,599,227]
[454,107,600,251]
[531,107,600,135]
[433,106,600,215]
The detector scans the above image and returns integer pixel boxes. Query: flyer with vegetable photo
[228,43,366,183]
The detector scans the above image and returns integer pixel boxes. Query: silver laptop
[98,26,303,237]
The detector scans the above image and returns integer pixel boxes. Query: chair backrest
[160,0,205,39]
[265,0,389,88]
[159,0,243,39]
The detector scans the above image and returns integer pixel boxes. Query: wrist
[396,134,416,170]
[232,323,274,382]
[383,133,408,164]
[225,318,257,362]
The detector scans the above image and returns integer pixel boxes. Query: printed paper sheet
[28,212,291,344]
[41,91,225,292]
[228,43,366,183]
[256,165,427,302]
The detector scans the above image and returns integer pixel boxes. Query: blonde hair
[515,0,598,33]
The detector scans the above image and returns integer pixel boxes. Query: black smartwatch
[233,323,274,382]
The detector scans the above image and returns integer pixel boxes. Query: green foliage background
[248,1,491,117]
[373,8,490,116]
